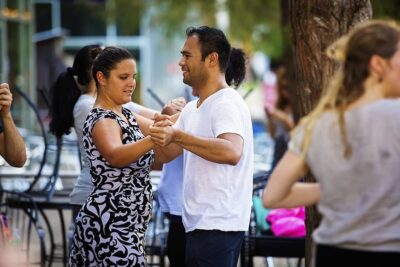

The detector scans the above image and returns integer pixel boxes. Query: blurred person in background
[263,20,400,266]
[264,65,294,169]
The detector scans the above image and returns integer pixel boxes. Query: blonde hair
[295,20,400,159]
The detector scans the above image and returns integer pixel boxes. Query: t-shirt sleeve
[288,124,305,156]
[73,99,94,130]
[211,101,245,138]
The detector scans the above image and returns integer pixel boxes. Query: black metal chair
[240,171,305,267]
[5,87,77,267]
[28,136,75,267]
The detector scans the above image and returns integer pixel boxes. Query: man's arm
[175,130,243,165]
[150,123,243,165]
[0,83,26,167]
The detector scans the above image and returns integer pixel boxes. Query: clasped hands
[149,113,175,147]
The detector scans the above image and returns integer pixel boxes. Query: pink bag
[266,207,306,237]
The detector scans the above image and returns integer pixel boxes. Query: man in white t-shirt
[150,26,253,267]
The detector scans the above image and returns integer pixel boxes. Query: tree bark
[288,1,372,266]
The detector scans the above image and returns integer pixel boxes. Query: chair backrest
[12,87,64,201]
[36,136,63,200]
[13,87,49,193]
[250,171,271,235]
[240,171,305,267]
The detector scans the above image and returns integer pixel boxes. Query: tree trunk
[288,1,372,266]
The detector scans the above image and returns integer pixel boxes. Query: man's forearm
[153,143,182,164]
[2,115,26,167]
[173,130,242,165]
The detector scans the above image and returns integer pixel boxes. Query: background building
[0,0,190,133]
[0,0,35,131]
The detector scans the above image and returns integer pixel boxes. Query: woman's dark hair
[49,44,101,138]
[186,26,246,87]
[92,46,134,87]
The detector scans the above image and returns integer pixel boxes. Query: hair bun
[90,47,103,60]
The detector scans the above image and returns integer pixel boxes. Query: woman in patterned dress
[69,47,164,266]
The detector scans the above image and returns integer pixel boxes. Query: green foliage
[147,0,283,57]
[115,0,146,36]
[149,0,216,37]
[62,1,400,60]
[61,0,147,36]
[371,0,400,20]
[226,0,282,57]
[61,0,284,57]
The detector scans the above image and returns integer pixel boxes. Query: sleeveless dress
[69,107,154,267]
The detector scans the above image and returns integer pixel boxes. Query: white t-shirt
[69,94,144,205]
[175,88,254,232]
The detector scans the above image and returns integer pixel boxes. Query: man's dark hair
[186,26,246,87]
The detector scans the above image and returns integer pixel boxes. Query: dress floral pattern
[69,107,154,267]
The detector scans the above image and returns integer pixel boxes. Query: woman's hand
[161,97,187,115]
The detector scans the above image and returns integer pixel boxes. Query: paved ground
[8,207,303,267]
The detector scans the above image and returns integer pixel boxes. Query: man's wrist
[172,128,182,144]
[0,112,12,121]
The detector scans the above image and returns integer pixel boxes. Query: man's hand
[0,83,13,117]
[150,113,175,146]
[149,125,175,147]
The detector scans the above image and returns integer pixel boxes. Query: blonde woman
[263,20,400,266]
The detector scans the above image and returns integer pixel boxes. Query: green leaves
[147,0,283,57]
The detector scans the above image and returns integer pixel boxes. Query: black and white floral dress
[69,107,154,267]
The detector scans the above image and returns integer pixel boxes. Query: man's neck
[197,75,228,107]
